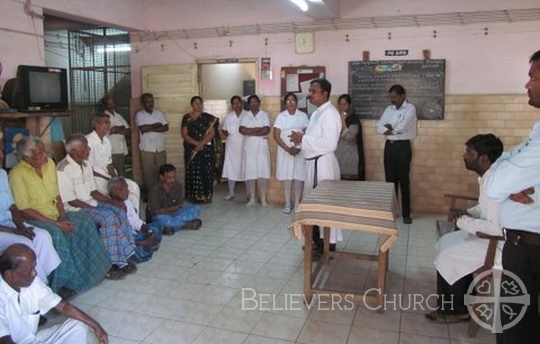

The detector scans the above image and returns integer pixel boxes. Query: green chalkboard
[348,59,446,120]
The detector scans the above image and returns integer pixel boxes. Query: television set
[8,65,68,112]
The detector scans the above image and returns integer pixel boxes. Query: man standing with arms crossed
[290,78,341,255]
[484,49,540,343]
[376,84,417,224]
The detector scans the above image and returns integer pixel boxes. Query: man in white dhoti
[426,134,503,324]
[0,244,108,344]
[290,78,342,255]
[87,114,141,213]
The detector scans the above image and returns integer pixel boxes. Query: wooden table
[289,180,399,310]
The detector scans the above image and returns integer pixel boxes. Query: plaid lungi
[27,211,110,293]
[82,203,136,267]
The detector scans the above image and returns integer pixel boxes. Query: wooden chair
[437,193,504,337]
[436,193,478,238]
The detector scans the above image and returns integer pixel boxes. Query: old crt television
[12,65,68,112]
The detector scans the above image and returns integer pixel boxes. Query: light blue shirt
[484,119,540,233]
[0,169,15,228]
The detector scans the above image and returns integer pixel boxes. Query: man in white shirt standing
[0,243,108,344]
[376,84,417,224]
[101,95,130,177]
[136,93,169,195]
[290,78,341,255]
[484,49,540,344]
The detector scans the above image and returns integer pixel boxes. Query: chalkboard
[348,59,445,120]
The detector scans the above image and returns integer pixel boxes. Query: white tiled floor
[63,185,496,344]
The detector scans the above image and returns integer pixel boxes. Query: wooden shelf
[0,111,72,138]
[0,111,71,119]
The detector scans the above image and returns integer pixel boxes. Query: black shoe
[38,315,48,327]
[403,217,413,224]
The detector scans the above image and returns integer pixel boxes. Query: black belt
[305,155,323,188]
[505,229,540,246]
[386,140,410,144]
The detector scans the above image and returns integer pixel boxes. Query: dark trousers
[496,241,540,344]
[437,272,472,315]
[384,140,412,217]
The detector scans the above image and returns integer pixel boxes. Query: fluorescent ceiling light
[307,0,324,3]
[96,45,131,53]
[289,0,308,12]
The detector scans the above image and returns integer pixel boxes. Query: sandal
[105,267,127,280]
[183,219,202,230]
[425,311,470,324]
[121,260,138,274]
[163,228,176,236]
[57,287,77,300]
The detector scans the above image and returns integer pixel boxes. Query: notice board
[348,59,445,120]
[280,66,326,114]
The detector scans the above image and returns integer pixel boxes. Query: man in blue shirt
[484,49,540,343]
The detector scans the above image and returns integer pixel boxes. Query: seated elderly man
[9,136,109,294]
[426,134,504,324]
[57,133,138,279]
[108,177,163,263]
[86,113,141,213]
[0,244,108,344]
[147,164,202,235]
[0,133,61,283]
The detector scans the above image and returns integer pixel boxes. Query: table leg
[304,225,313,304]
[377,249,389,313]
[322,226,330,264]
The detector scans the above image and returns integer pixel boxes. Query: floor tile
[74,187,470,344]
[141,320,204,344]
[347,326,400,344]
[191,327,248,344]
[297,319,351,344]
[251,313,306,341]
[210,305,265,332]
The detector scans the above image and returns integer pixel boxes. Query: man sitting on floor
[86,113,141,213]
[147,164,202,235]
[108,177,162,263]
[426,133,504,323]
[0,244,108,344]
[57,133,138,280]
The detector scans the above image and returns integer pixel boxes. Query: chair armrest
[443,193,478,202]
[475,231,504,241]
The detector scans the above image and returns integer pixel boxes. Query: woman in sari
[181,96,217,203]
[335,94,365,180]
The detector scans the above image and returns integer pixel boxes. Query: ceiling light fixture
[289,0,308,12]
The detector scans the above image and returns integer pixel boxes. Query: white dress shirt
[56,155,98,211]
[135,109,168,153]
[485,119,540,233]
[86,130,112,178]
[0,276,61,343]
[376,100,417,141]
[104,109,129,155]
